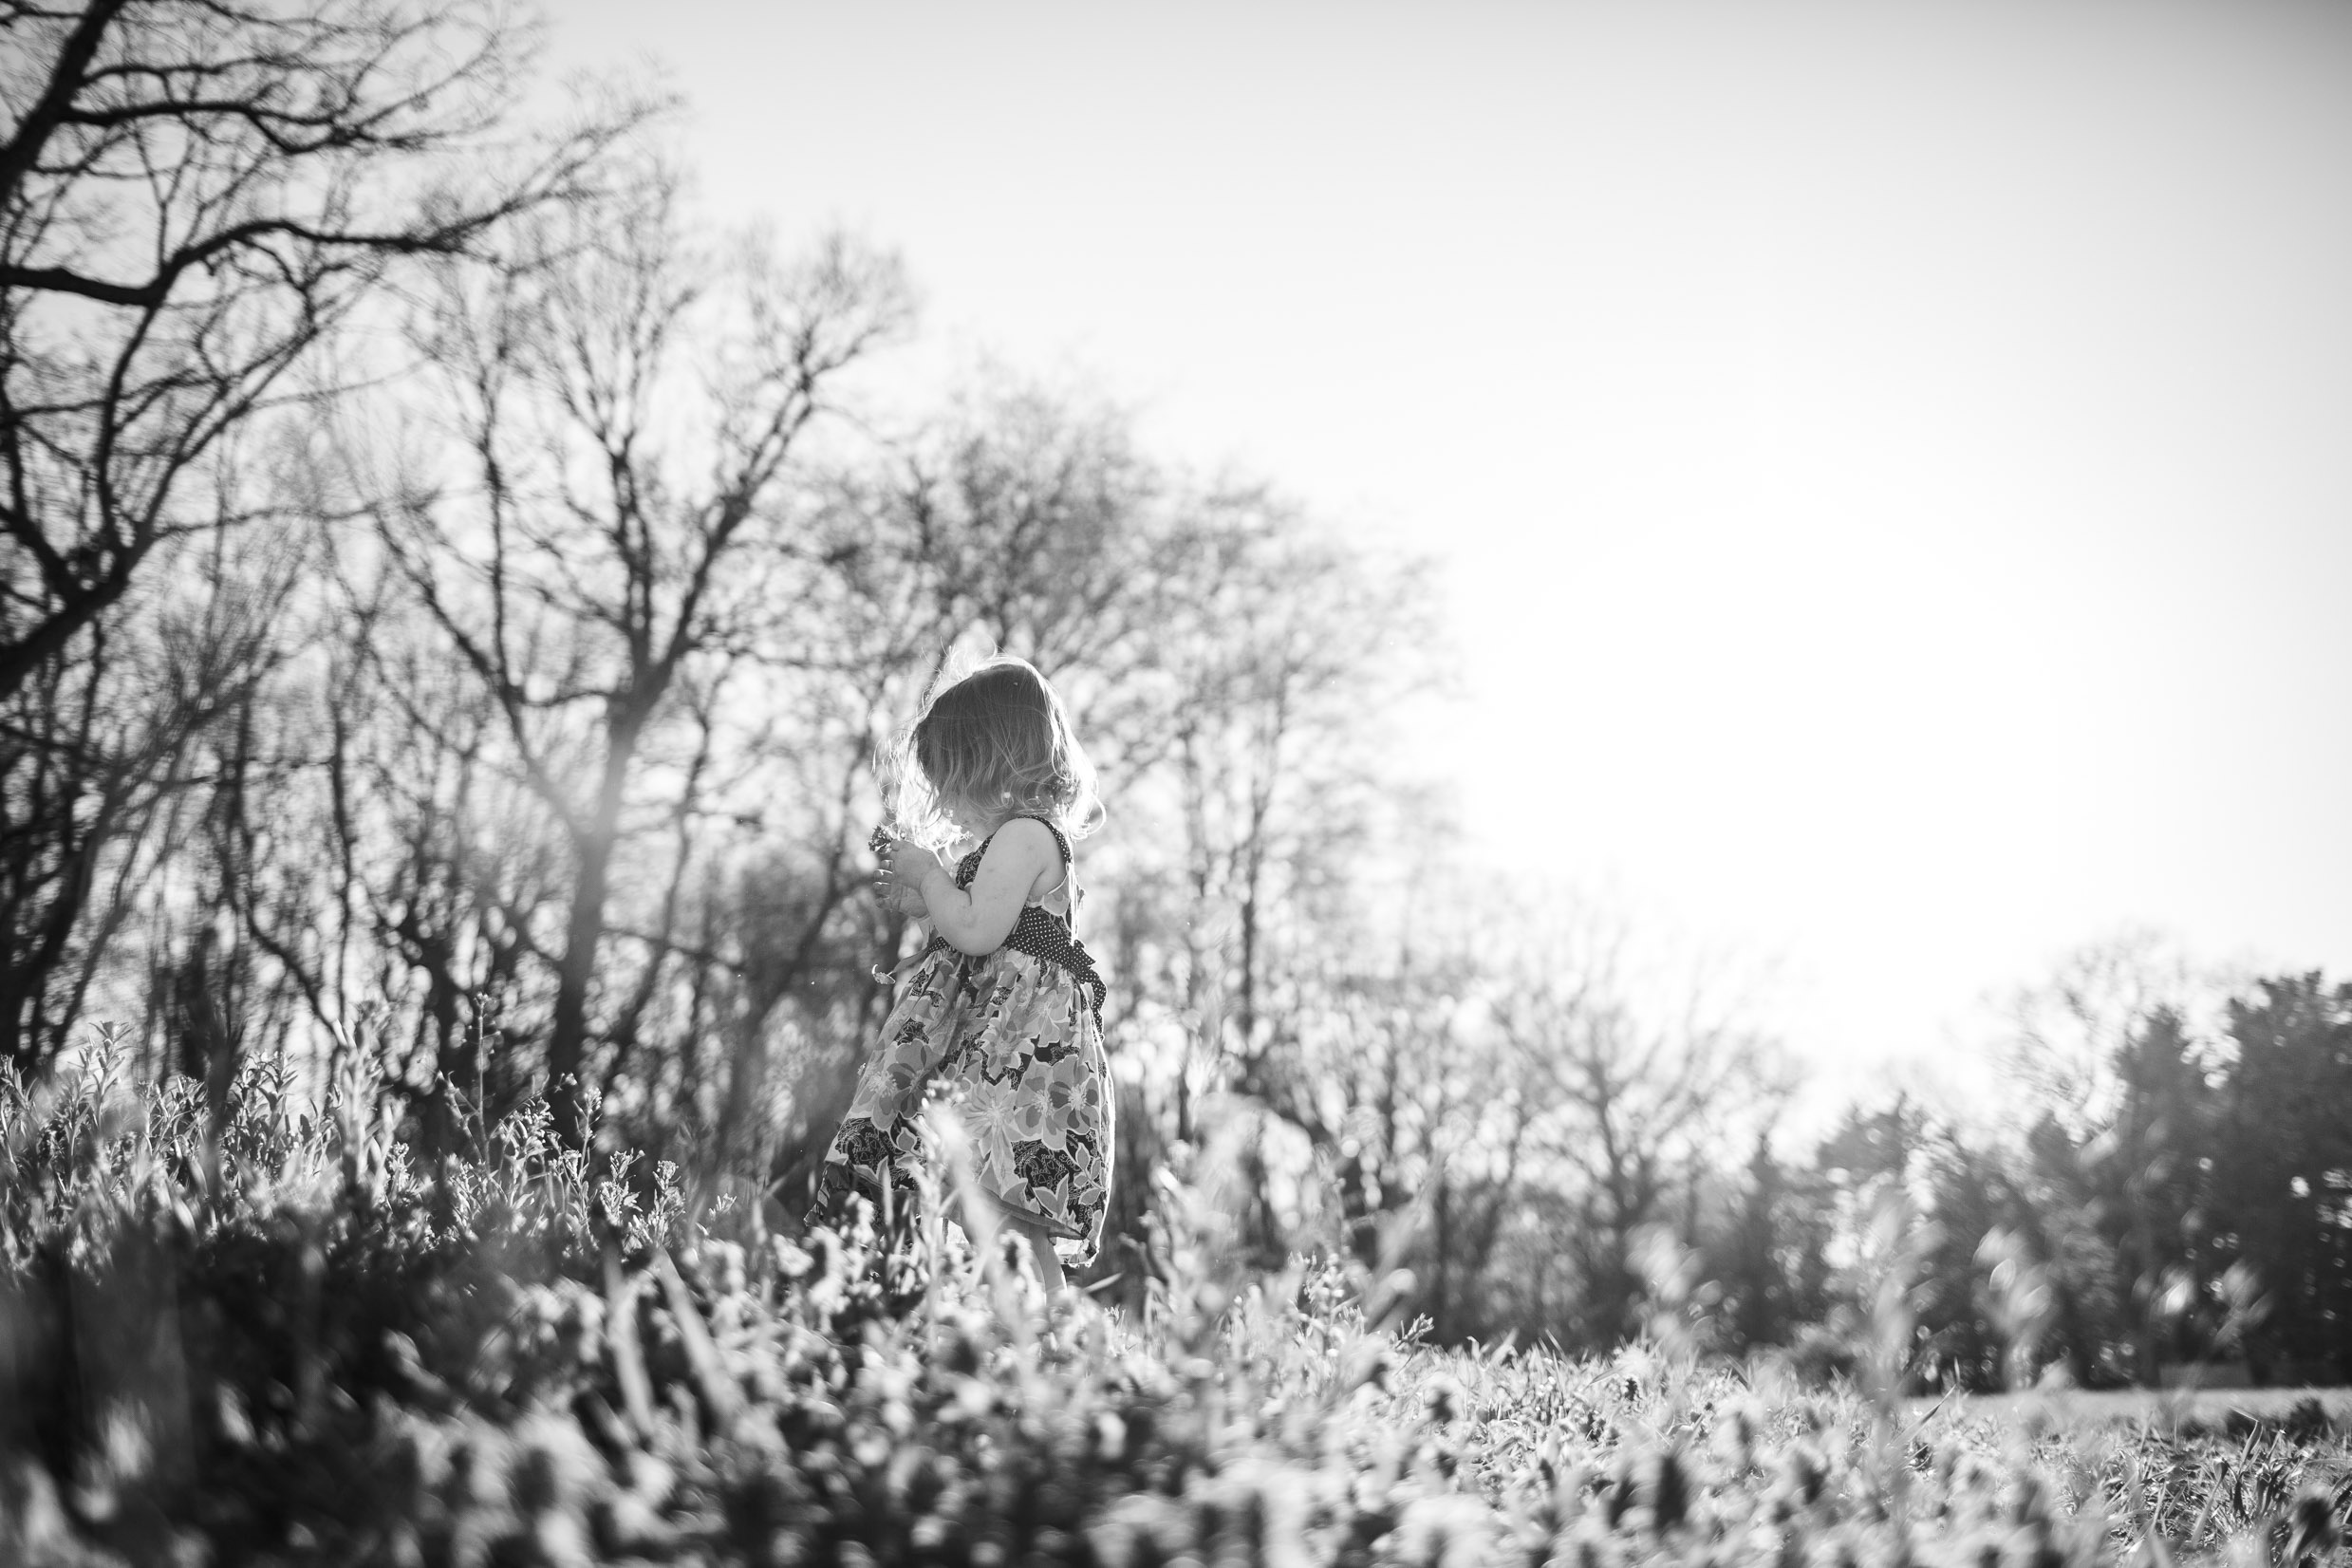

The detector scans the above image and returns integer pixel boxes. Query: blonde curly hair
[888,656,1104,849]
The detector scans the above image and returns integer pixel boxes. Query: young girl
[808,657,1111,1289]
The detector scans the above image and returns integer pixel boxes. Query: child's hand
[875,836,943,915]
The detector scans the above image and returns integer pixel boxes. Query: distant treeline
[1755,969,2352,1392]
[1181,950,2352,1391]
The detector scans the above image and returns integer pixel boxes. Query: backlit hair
[890,656,1105,848]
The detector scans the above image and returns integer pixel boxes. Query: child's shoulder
[985,814,1065,859]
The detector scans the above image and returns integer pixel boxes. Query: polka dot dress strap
[1015,814,1077,922]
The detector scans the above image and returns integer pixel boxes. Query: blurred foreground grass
[5,1044,2351,1566]
[1916,1390,2352,1433]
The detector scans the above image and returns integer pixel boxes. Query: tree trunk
[548,720,642,1148]
[548,835,613,1149]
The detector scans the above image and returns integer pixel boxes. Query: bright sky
[551,0,2352,1102]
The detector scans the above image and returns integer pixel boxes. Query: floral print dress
[811,816,1113,1266]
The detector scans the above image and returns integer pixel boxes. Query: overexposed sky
[550,0,2352,1096]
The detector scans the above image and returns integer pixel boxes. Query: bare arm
[892,819,1058,956]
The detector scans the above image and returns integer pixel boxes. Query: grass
[1919,1389,2352,1431]
[4,1036,2350,1565]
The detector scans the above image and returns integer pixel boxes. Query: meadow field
[1919,1388,2352,1433]
[6,1059,2351,1568]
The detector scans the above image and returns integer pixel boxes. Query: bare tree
[1184,520,1434,1064]
[1287,905,1553,1342]
[795,377,1210,760]
[367,166,908,1145]
[2000,929,2202,1137]
[223,558,568,1150]
[1496,905,1786,1348]
[0,0,638,689]
[1110,507,1440,1147]
[0,0,645,1077]
[0,516,292,1071]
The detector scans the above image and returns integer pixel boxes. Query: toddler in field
[808,657,1112,1289]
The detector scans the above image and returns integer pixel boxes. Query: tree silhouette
[0,0,644,1076]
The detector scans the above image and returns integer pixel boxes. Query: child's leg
[998,1210,1067,1291]
[952,1192,1067,1293]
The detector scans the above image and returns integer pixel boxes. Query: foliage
[7,1059,2352,1568]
